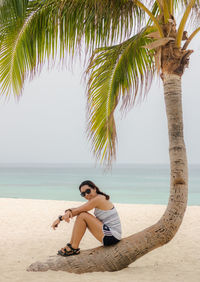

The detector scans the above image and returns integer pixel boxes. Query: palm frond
[0,2,59,96]
[0,0,146,97]
[86,29,155,165]
[32,0,146,50]
[0,0,28,22]
[0,0,28,46]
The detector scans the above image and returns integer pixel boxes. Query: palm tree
[0,0,199,273]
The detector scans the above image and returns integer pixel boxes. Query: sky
[0,39,200,166]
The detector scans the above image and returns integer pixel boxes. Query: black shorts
[102,224,120,246]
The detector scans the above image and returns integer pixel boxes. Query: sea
[0,164,199,206]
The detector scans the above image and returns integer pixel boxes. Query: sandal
[57,243,80,257]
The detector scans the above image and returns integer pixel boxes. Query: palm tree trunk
[27,74,188,274]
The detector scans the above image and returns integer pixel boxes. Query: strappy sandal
[57,243,80,257]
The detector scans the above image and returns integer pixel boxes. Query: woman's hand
[51,211,72,229]
[62,210,72,223]
[51,219,60,230]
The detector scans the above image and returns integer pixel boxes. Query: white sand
[0,198,200,282]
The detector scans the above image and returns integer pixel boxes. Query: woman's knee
[76,211,89,220]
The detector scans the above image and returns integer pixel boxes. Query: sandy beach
[0,198,200,282]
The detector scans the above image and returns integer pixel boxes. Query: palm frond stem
[6,9,39,96]
[135,0,164,37]
[154,0,162,13]
[169,0,173,14]
[163,1,170,23]
[176,0,196,47]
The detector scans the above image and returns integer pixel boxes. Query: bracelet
[65,209,72,214]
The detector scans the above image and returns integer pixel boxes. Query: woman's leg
[66,212,104,250]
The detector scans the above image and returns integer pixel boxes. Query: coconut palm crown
[0,0,199,165]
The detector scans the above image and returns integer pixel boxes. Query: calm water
[0,164,199,205]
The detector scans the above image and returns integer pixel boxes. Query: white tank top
[94,206,122,240]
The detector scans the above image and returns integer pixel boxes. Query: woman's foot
[57,243,80,256]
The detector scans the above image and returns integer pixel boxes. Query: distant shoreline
[0,162,199,167]
[0,196,199,207]
[0,164,199,205]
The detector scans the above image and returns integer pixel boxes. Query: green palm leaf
[0,0,28,22]
[0,0,145,97]
[86,29,155,165]
[0,2,59,96]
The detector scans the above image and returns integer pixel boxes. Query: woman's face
[80,185,97,200]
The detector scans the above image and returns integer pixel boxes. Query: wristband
[58,215,63,221]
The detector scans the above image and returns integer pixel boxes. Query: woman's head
[79,180,110,200]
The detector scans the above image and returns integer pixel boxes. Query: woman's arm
[65,195,101,217]
[52,197,101,228]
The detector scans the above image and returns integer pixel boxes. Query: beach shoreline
[1,198,199,282]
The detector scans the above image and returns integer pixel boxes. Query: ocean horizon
[0,163,199,206]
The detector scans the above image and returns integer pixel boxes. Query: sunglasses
[80,188,91,197]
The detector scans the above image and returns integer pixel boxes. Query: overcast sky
[0,38,199,166]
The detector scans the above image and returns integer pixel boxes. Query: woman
[51,180,122,256]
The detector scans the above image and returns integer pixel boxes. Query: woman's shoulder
[94,195,113,209]
[89,194,105,204]
[96,194,111,202]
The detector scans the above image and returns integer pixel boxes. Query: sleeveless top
[94,206,122,240]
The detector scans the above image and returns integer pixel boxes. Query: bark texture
[27,74,188,274]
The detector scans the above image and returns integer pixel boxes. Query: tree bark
[27,74,188,274]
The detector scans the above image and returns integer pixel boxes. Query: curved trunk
[27,74,188,274]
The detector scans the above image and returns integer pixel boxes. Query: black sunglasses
[80,188,91,197]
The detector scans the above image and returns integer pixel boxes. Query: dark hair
[79,180,110,200]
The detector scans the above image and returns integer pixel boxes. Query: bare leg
[69,213,87,248]
[65,212,104,250]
